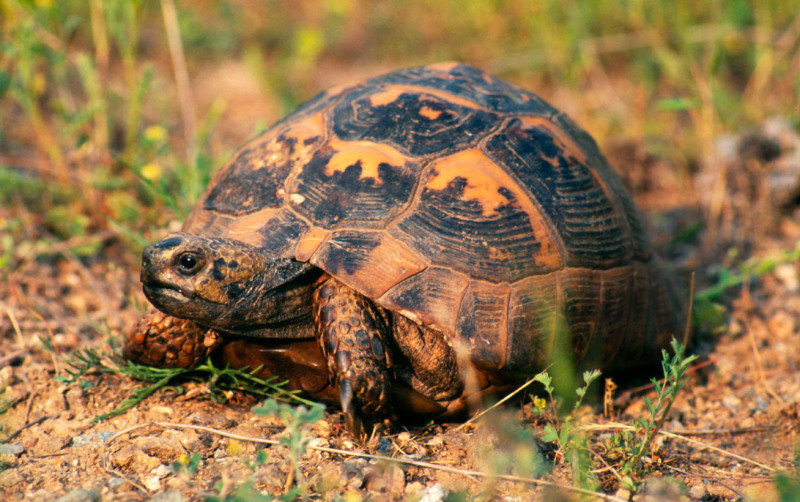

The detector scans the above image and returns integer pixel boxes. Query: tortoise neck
[211,261,322,339]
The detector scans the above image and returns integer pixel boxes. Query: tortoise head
[141,233,318,336]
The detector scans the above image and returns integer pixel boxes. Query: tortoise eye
[176,252,201,274]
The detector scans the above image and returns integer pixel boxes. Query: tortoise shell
[183,62,684,372]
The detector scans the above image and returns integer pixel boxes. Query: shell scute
[329,84,500,157]
[482,116,635,268]
[204,115,326,216]
[290,140,422,230]
[392,148,562,283]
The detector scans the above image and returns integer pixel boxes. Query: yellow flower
[141,162,162,182]
[144,125,167,143]
[533,396,547,411]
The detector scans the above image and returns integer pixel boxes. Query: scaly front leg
[123,309,222,368]
[312,276,394,432]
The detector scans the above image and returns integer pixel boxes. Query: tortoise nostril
[142,247,156,269]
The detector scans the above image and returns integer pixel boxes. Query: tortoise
[123,62,685,428]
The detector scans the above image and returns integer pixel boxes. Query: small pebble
[688,483,706,499]
[144,475,162,492]
[0,443,24,456]
[417,483,446,502]
[152,464,173,478]
[72,431,114,448]
[0,469,22,488]
[615,488,631,500]
[108,478,126,489]
[774,263,799,292]
[722,395,742,411]
[376,436,391,453]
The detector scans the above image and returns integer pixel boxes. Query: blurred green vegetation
[1,0,798,268]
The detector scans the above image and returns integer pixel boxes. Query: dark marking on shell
[330,87,500,157]
[257,210,311,258]
[292,146,420,229]
[204,141,291,215]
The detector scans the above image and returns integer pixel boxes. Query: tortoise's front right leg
[123,309,222,368]
[312,276,394,429]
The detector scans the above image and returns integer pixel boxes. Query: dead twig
[4,306,24,346]
[668,425,776,436]
[5,415,48,442]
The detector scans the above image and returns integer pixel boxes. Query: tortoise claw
[339,380,366,438]
[339,379,354,416]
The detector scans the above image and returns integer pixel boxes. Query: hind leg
[391,313,464,401]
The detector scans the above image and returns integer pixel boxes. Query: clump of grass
[54,347,315,422]
[524,338,696,493]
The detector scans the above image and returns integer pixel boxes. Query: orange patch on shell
[418,105,443,120]
[424,148,563,269]
[322,140,412,184]
[317,234,429,299]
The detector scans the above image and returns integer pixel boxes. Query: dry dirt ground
[2,124,800,501]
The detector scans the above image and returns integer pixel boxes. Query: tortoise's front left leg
[124,310,340,405]
[312,276,394,430]
[123,309,222,368]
